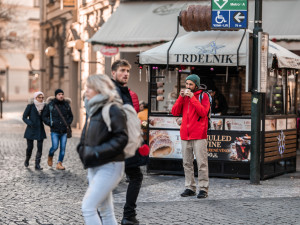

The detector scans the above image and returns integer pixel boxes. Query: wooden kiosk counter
[139,30,300,179]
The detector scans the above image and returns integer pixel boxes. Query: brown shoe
[48,156,53,167]
[56,162,65,170]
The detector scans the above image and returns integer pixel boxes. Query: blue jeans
[82,162,124,225]
[49,132,67,163]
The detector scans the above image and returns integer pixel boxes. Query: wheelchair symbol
[215,11,227,24]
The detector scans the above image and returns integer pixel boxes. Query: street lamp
[74,39,84,128]
[44,46,68,78]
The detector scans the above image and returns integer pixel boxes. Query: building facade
[40,0,118,128]
[0,0,40,101]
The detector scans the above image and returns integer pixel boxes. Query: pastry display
[149,130,174,157]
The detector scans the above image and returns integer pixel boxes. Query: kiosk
[139,30,300,179]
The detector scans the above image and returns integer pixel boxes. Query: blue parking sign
[230,11,247,29]
[211,10,230,28]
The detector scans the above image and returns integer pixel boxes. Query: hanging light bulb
[139,65,143,82]
[169,70,172,83]
[146,66,150,82]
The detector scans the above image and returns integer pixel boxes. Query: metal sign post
[250,0,263,184]
[211,0,248,29]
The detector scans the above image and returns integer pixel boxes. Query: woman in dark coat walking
[77,74,128,225]
[22,91,46,170]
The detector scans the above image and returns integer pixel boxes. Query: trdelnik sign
[174,41,236,65]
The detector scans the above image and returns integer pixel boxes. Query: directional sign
[211,0,248,29]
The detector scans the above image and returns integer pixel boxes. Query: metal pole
[79,50,82,129]
[250,0,263,184]
[6,66,9,102]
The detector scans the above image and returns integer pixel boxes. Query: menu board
[224,118,251,131]
[287,118,297,129]
[210,118,223,130]
[149,116,180,129]
[277,119,287,130]
[265,119,276,131]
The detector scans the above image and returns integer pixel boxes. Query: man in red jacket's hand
[171,74,210,199]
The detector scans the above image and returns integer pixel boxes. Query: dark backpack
[199,91,212,130]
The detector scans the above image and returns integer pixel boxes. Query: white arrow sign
[214,0,228,9]
[234,12,245,23]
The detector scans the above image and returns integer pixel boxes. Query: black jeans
[123,166,143,218]
[26,139,43,164]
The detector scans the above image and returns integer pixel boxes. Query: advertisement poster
[287,118,297,129]
[149,130,182,159]
[207,131,251,161]
[149,116,180,129]
[277,119,286,130]
[224,118,251,131]
[210,118,223,130]
[149,130,251,162]
[265,119,276,131]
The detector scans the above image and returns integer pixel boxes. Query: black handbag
[54,104,72,138]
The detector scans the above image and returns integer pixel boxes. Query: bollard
[0,97,3,119]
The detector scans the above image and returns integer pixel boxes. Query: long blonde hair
[86,74,117,101]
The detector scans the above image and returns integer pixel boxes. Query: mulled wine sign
[207,131,251,161]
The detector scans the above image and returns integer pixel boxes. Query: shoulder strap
[49,103,53,126]
[54,104,69,128]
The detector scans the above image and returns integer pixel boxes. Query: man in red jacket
[171,74,210,199]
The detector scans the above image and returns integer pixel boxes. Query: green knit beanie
[186,74,200,87]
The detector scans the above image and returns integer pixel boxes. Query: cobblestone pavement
[0,102,300,225]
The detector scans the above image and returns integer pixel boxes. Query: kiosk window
[266,69,286,115]
[287,70,296,114]
[150,70,178,113]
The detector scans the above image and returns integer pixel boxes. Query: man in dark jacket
[42,89,73,170]
[111,59,142,225]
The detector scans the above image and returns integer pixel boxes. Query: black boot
[24,157,30,167]
[121,216,139,225]
[35,164,43,170]
[35,150,43,170]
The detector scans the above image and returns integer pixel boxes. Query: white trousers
[82,162,124,225]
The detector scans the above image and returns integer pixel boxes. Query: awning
[139,30,300,69]
[88,1,205,51]
[89,0,300,50]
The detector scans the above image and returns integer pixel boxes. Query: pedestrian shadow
[24,167,87,187]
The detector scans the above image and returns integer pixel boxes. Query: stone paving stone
[0,102,300,224]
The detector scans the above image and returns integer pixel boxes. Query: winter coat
[171,89,210,140]
[112,79,145,167]
[112,79,133,106]
[22,102,46,141]
[42,97,73,134]
[77,104,128,169]
[129,89,139,113]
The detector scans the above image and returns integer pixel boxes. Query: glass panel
[150,67,241,115]
[150,69,179,113]
[287,69,296,114]
[266,69,286,115]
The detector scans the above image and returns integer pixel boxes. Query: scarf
[85,90,123,118]
[34,99,45,115]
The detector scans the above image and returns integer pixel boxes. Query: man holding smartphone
[171,74,210,199]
